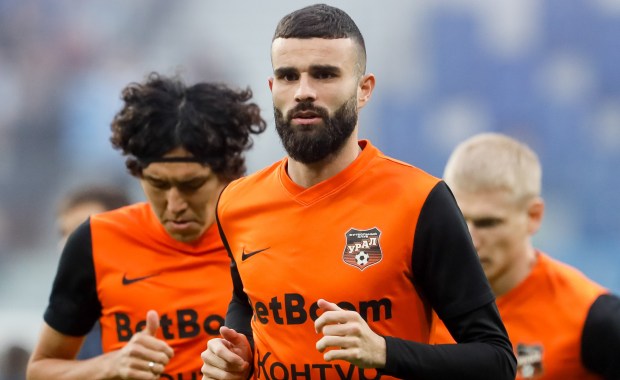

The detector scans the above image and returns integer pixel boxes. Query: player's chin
[166,225,204,243]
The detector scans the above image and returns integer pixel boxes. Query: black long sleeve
[380,182,516,379]
[224,258,255,346]
[216,204,254,346]
[581,293,620,379]
[382,303,515,379]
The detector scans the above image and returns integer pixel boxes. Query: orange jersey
[217,140,498,379]
[431,252,607,380]
[45,202,232,379]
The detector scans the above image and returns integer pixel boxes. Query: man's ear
[526,197,545,235]
[268,77,274,92]
[357,73,375,109]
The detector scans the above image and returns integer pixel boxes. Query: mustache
[286,101,329,121]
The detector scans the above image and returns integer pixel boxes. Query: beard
[274,96,358,164]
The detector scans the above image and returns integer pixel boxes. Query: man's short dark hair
[110,72,267,182]
[273,3,366,74]
[57,185,130,215]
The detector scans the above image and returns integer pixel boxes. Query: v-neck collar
[278,140,377,205]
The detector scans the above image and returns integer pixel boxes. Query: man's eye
[282,73,298,81]
[473,218,503,228]
[178,179,207,192]
[315,72,335,79]
[150,181,170,190]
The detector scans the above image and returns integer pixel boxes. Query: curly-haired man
[28,72,266,380]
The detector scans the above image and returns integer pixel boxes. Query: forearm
[380,303,516,379]
[225,257,254,346]
[381,337,515,379]
[27,352,118,380]
[27,324,121,380]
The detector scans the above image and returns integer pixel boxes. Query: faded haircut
[443,133,542,204]
[273,3,367,75]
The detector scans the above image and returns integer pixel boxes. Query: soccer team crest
[342,227,382,271]
[516,343,543,379]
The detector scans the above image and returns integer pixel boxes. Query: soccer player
[200,4,516,380]
[56,184,131,360]
[57,184,131,249]
[431,132,620,379]
[27,72,266,379]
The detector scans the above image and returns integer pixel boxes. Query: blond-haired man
[432,132,620,379]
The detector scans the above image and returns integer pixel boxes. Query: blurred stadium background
[0,0,618,371]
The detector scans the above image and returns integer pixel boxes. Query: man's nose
[166,187,187,214]
[294,75,317,102]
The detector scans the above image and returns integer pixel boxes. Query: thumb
[145,309,160,336]
[219,326,251,361]
[220,326,245,346]
[317,299,342,312]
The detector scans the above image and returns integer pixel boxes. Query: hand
[314,299,386,369]
[109,310,174,379]
[201,326,252,380]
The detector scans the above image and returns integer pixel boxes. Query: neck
[492,244,538,297]
[287,134,361,188]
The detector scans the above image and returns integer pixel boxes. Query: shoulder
[219,160,283,209]
[371,150,441,196]
[537,253,607,299]
[90,202,145,225]
[227,161,281,191]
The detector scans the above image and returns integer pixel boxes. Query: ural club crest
[516,343,543,379]
[343,228,382,271]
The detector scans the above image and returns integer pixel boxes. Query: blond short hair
[443,133,542,204]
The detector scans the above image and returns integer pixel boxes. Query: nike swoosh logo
[122,272,161,285]
[241,247,270,261]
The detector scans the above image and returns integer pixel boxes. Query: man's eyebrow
[178,176,210,185]
[142,174,162,182]
[309,64,341,72]
[142,174,210,184]
[274,67,298,77]
[274,65,341,76]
